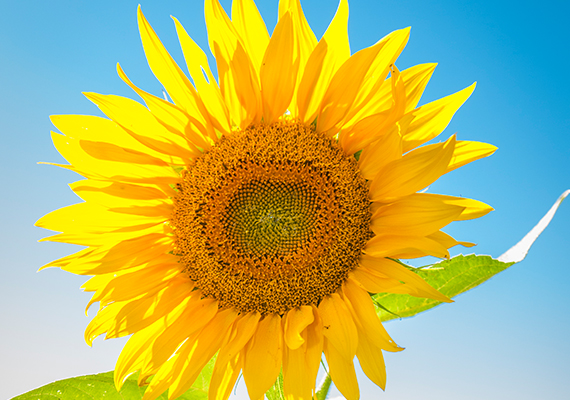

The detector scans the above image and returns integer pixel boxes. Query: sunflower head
[36,0,496,399]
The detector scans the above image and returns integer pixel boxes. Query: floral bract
[36,0,497,399]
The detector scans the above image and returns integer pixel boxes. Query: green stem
[315,374,332,400]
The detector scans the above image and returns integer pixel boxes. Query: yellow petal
[50,114,169,159]
[82,273,121,293]
[297,0,349,124]
[72,179,167,201]
[115,326,161,390]
[339,64,407,155]
[214,311,261,369]
[142,309,236,400]
[83,92,197,161]
[400,63,437,113]
[370,193,465,237]
[209,352,243,400]
[316,38,387,133]
[84,275,194,344]
[171,17,230,138]
[365,234,450,259]
[47,232,172,275]
[167,308,238,399]
[36,202,166,235]
[49,114,183,183]
[358,255,451,302]
[141,344,186,400]
[369,134,456,201]
[78,139,170,166]
[318,293,357,360]
[429,230,476,249]
[49,132,179,185]
[338,29,410,131]
[278,0,317,53]
[407,193,494,221]
[402,83,475,152]
[205,0,260,129]
[342,279,401,352]
[447,140,498,173]
[210,312,261,399]
[355,329,387,390]
[232,0,270,76]
[38,246,92,271]
[84,259,180,310]
[243,314,283,400]
[357,125,403,180]
[323,339,359,400]
[70,180,169,208]
[342,282,392,390]
[137,7,210,131]
[346,63,436,129]
[143,298,221,382]
[339,109,392,156]
[283,305,323,400]
[39,224,169,247]
[260,12,298,123]
[321,0,351,64]
[278,0,317,116]
[107,204,171,219]
[284,305,314,350]
[349,268,404,294]
[114,296,197,389]
[117,63,214,147]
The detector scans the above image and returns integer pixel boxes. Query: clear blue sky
[1,0,569,399]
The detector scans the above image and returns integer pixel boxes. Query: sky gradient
[1,0,569,399]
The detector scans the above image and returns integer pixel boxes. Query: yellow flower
[36,0,497,399]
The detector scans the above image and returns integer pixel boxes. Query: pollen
[171,121,372,314]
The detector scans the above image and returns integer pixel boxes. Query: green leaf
[13,358,216,400]
[374,255,515,322]
[371,297,401,319]
[265,372,285,400]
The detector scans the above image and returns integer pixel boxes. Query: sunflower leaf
[12,359,215,400]
[374,255,515,322]
[266,372,285,400]
[372,298,401,319]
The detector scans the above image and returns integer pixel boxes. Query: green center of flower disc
[225,179,317,256]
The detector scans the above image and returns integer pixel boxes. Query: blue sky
[1,0,569,399]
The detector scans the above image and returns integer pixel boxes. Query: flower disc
[172,121,372,314]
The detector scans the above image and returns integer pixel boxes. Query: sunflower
[36,0,496,399]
